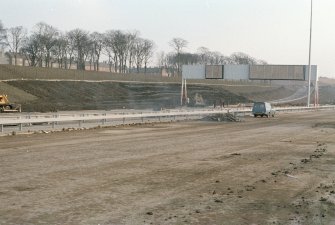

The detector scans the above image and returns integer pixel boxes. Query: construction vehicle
[0,94,21,113]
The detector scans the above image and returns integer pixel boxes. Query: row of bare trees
[196,46,267,65]
[158,39,267,76]
[1,20,267,76]
[0,21,155,73]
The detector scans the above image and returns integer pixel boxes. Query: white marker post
[307,0,313,107]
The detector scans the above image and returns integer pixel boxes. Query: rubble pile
[202,113,242,122]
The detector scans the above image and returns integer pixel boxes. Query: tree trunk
[114,55,118,73]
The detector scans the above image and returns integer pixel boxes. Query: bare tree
[126,31,139,73]
[166,52,178,75]
[67,29,90,70]
[157,51,167,68]
[256,59,268,65]
[179,53,199,65]
[33,22,59,67]
[143,39,154,73]
[90,32,104,71]
[0,20,6,46]
[102,30,154,74]
[65,32,76,69]
[52,34,68,68]
[103,30,116,72]
[197,46,210,64]
[210,51,224,65]
[82,39,93,70]
[21,34,42,67]
[113,30,128,73]
[133,38,145,73]
[169,37,188,76]
[103,30,127,73]
[105,30,139,73]
[230,52,257,65]
[5,26,27,65]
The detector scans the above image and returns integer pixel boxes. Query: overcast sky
[1,0,335,78]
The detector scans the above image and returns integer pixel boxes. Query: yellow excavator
[0,94,21,113]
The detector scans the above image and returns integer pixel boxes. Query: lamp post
[307,0,313,107]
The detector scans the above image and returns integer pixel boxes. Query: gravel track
[0,110,335,225]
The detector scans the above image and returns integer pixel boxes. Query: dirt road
[1,110,335,225]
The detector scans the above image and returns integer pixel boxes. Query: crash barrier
[0,106,334,134]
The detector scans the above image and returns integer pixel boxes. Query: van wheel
[254,115,257,117]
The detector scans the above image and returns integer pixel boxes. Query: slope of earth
[0,81,37,103]
[3,79,334,112]
[0,110,335,225]
[234,86,297,102]
[5,80,249,112]
[2,65,335,111]
[319,77,335,86]
[317,77,335,104]
[319,85,335,104]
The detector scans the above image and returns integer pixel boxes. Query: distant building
[0,46,9,64]
[161,67,169,77]
[84,62,114,72]
[7,53,28,66]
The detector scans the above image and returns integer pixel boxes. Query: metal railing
[0,106,334,134]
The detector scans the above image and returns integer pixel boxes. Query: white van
[252,102,275,118]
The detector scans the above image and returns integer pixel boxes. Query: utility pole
[307,0,313,107]
[181,79,184,106]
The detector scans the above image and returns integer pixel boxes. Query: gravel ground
[0,110,335,225]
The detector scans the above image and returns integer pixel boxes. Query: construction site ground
[1,110,335,225]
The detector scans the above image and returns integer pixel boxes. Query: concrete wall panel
[250,65,305,80]
[205,65,223,79]
[182,64,317,81]
[182,65,205,79]
[303,65,317,81]
[223,65,249,80]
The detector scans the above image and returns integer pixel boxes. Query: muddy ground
[0,110,335,225]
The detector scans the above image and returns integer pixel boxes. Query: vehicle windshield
[253,102,265,109]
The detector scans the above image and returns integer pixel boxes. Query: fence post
[102,113,106,125]
[0,124,3,133]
